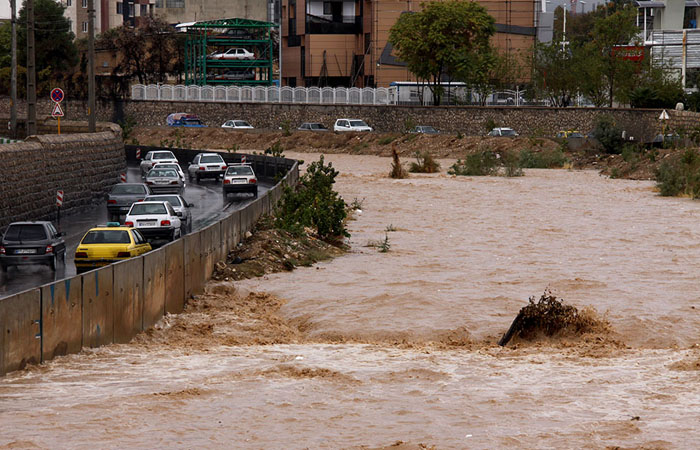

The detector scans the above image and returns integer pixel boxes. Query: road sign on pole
[120,173,127,183]
[51,102,64,117]
[136,148,141,159]
[659,109,670,121]
[56,190,64,207]
[50,87,64,103]
[241,155,247,164]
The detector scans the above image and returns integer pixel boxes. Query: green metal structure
[184,18,276,86]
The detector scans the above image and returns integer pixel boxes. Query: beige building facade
[281,0,537,87]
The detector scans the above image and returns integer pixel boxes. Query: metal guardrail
[0,149,299,376]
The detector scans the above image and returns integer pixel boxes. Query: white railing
[131,84,393,105]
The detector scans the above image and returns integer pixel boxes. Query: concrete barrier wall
[0,151,297,376]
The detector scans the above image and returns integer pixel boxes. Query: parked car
[0,221,66,272]
[124,201,183,243]
[222,120,254,129]
[213,70,256,81]
[211,28,258,40]
[334,119,372,132]
[152,162,186,183]
[140,150,179,177]
[208,48,255,60]
[223,164,257,198]
[106,183,151,222]
[144,194,193,234]
[298,122,329,131]
[487,127,519,137]
[166,113,206,128]
[74,223,151,273]
[144,167,185,195]
[187,153,228,182]
[651,133,682,147]
[556,130,585,139]
[411,125,439,134]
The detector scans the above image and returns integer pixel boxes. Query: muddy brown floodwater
[2,153,700,449]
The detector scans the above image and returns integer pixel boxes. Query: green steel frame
[184,18,276,86]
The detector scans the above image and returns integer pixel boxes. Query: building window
[155,0,162,7]
[82,0,87,7]
[66,0,71,6]
[82,21,88,32]
[117,2,122,13]
[166,0,185,8]
[140,4,147,15]
[323,1,331,15]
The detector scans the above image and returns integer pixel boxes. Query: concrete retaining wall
[0,152,298,376]
[0,124,126,230]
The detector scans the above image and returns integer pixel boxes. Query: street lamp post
[580,1,586,14]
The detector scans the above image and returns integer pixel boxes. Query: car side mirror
[59,232,66,237]
[188,203,194,207]
[175,212,183,217]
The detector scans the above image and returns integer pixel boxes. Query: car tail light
[0,246,5,254]
[199,166,206,171]
[146,181,153,185]
[223,179,230,184]
[107,199,117,204]
[249,178,257,184]
[170,181,179,185]
[75,252,87,258]
[125,221,134,227]
[45,245,54,253]
[117,252,131,257]
[161,220,171,226]
[136,199,144,202]
[221,165,227,170]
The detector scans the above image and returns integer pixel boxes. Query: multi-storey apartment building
[61,0,155,38]
[281,0,538,87]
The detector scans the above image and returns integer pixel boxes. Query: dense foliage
[656,149,700,198]
[275,156,348,239]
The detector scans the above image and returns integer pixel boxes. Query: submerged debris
[499,290,609,346]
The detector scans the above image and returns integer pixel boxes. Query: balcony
[306,14,362,34]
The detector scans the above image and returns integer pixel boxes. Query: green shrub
[265,141,285,157]
[484,118,497,132]
[518,148,568,168]
[503,151,524,177]
[403,117,417,133]
[593,115,624,154]
[409,151,441,173]
[448,151,499,176]
[275,156,349,239]
[118,115,137,142]
[655,148,700,198]
[378,135,397,145]
[281,120,292,136]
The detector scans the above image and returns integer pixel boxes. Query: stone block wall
[0,128,126,229]
[2,97,698,143]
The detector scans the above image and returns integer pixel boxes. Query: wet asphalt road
[0,164,270,299]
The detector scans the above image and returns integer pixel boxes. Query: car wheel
[61,251,66,264]
[49,254,57,271]
[196,173,201,183]
[188,171,193,181]
[0,263,6,272]
[253,188,258,198]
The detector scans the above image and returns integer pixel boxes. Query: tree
[389,1,495,105]
[17,0,77,74]
[530,41,579,107]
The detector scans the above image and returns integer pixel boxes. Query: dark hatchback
[0,221,66,271]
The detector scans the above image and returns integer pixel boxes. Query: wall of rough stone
[2,97,697,143]
[0,126,126,229]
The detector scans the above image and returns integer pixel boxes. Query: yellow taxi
[555,130,585,139]
[74,223,152,273]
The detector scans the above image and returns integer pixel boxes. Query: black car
[212,28,257,40]
[0,221,66,271]
[298,122,329,131]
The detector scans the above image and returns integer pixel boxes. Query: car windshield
[148,169,178,178]
[81,230,131,244]
[310,124,326,129]
[201,155,224,163]
[129,203,168,215]
[184,119,202,125]
[153,152,175,160]
[155,164,180,170]
[145,196,182,207]
[4,224,46,241]
[501,129,517,136]
[421,126,437,133]
[111,185,146,195]
[227,166,254,176]
[234,121,251,127]
[349,120,368,127]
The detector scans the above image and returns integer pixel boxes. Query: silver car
[144,168,184,194]
[106,183,151,222]
[144,194,194,234]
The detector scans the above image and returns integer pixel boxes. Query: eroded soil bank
[2,153,700,449]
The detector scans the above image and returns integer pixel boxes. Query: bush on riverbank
[275,155,349,240]
[655,148,700,197]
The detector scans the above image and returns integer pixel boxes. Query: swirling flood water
[2,153,700,449]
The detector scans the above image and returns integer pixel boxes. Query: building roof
[181,18,277,29]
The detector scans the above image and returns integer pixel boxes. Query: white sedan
[208,48,255,60]
[139,150,178,177]
[124,201,183,244]
[222,120,254,129]
[152,162,186,183]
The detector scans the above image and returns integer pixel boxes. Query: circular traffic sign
[50,88,64,103]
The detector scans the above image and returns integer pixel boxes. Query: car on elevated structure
[334,119,372,132]
[166,113,206,128]
[74,223,151,273]
[221,120,254,129]
[298,122,329,131]
[208,48,255,60]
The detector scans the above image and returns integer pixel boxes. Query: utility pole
[88,0,96,132]
[10,0,17,138]
[26,0,37,136]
